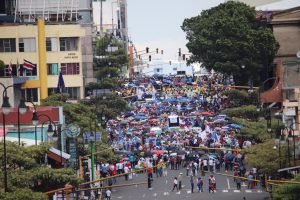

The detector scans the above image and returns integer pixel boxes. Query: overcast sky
[127,0,300,60]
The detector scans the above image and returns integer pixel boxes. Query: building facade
[0,0,94,103]
[259,7,300,135]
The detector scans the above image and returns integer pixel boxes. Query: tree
[242,139,286,175]
[181,1,279,85]
[0,142,80,197]
[272,173,300,200]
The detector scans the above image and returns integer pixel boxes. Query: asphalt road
[107,167,271,200]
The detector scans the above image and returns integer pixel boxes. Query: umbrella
[200,111,213,116]
[213,119,228,124]
[152,150,164,155]
[170,152,177,156]
[228,124,242,129]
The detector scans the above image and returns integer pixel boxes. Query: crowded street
[91,74,270,199]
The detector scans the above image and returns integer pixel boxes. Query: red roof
[0,106,60,125]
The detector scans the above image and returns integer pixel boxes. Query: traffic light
[146,47,149,53]
[149,55,151,62]
[182,54,186,61]
[156,48,159,54]
[178,48,181,57]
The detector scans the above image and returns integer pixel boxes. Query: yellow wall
[0,23,86,102]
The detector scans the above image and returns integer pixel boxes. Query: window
[46,37,58,51]
[66,87,80,99]
[22,88,38,102]
[0,38,16,52]
[49,87,80,99]
[47,63,59,75]
[19,38,36,52]
[59,37,78,51]
[61,63,80,75]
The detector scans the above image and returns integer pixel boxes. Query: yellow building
[0,21,92,104]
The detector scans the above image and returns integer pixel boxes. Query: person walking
[178,173,183,190]
[172,177,179,192]
[105,189,111,200]
[197,177,204,192]
[236,176,241,190]
[190,175,195,193]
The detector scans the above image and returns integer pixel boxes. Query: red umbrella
[201,111,213,116]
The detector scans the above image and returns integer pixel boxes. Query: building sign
[67,138,77,168]
[64,52,78,59]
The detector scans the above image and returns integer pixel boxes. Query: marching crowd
[99,74,259,199]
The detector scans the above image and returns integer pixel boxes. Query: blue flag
[56,71,65,93]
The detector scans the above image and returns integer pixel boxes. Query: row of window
[23,87,80,102]
[0,37,79,53]
[3,63,80,76]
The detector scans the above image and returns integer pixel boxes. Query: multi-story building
[259,6,300,135]
[0,0,94,105]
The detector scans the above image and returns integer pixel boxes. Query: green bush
[224,89,258,107]
[222,105,259,120]
[0,189,47,200]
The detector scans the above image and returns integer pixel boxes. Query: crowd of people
[97,74,259,198]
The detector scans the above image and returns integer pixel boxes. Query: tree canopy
[0,142,80,198]
[181,1,279,85]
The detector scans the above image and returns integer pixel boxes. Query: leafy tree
[242,139,286,175]
[0,142,80,197]
[223,89,258,107]
[223,105,260,121]
[0,188,47,200]
[181,1,279,85]
[272,173,300,200]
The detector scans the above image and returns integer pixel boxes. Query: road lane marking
[233,190,241,193]
[165,180,168,184]
[117,196,123,199]
[257,190,262,193]
[245,190,252,193]
[187,190,191,194]
[222,190,229,192]
[176,191,181,194]
[227,178,231,189]
[153,193,157,197]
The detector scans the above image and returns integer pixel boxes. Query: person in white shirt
[203,159,208,171]
[209,159,214,172]
[106,189,111,200]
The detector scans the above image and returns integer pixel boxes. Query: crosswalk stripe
[176,191,181,194]
[245,190,252,193]
[233,190,241,193]
[222,190,228,192]
[187,190,191,194]
[153,193,157,197]
[257,190,262,193]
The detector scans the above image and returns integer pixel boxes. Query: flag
[23,59,35,71]
[8,61,12,76]
[17,60,22,76]
[56,71,65,93]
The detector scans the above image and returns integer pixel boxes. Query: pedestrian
[236,176,241,190]
[208,174,216,193]
[190,175,194,193]
[178,172,183,190]
[247,173,254,189]
[172,177,179,192]
[105,189,111,200]
[186,162,190,176]
[197,177,204,192]
[124,165,129,181]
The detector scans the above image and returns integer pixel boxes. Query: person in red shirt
[147,166,153,179]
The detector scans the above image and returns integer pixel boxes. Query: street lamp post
[0,82,31,192]
[32,113,56,145]
[90,131,95,181]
